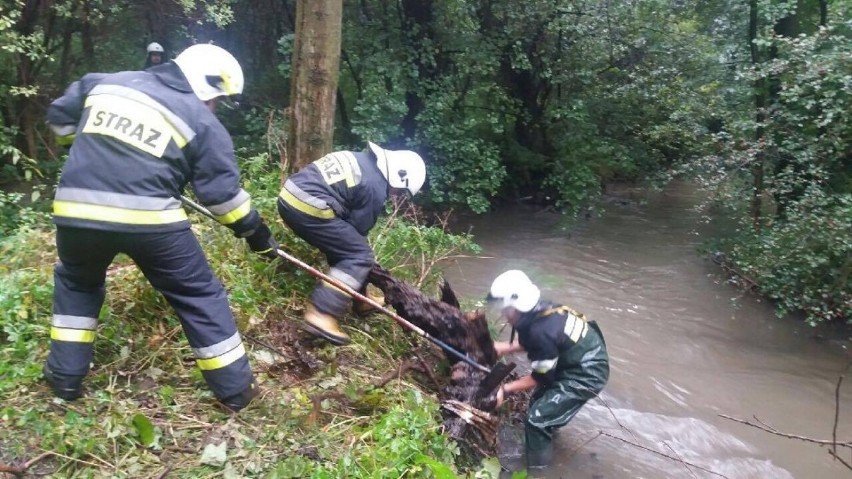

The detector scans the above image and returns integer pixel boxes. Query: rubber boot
[42,364,84,401]
[302,303,351,346]
[354,293,385,317]
[526,443,553,470]
[220,378,259,412]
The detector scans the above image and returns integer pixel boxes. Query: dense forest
[2,0,848,325]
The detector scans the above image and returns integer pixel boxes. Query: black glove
[244,222,279,260]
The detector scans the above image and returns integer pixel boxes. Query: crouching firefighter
[487,270,610,469]
[43,44,280,411]
[277,143,426,346]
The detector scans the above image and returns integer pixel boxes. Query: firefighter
[277,143,426,346]
[144,42,166,69]
[43,43,279,411]
[487,270,610,469]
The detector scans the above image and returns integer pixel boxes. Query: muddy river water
[441,182,851,478]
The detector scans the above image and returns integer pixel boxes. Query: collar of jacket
[149,62,194,94]
[516,300,552,330]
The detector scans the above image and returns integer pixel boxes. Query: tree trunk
[748,0,765,231]
[285,0,342,173]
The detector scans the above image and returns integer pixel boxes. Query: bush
[726,193,851,325]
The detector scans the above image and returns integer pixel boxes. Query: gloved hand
[244,222,279,260]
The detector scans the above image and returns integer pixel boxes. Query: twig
[414,352,442,391]
[719,414,852,449]
[154,464,173,479]
[375,359,417,388]
[594,394,639,442]
[0,452,54,477]
[599,432,729,478]
[663,441,700,479]
[828,449,852,471]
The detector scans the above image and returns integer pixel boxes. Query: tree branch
[718,414,852,449]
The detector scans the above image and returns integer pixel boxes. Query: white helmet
[174,44,244,101]
[488,270,541,313]
[368,142,426,196]
[146,42,164,53]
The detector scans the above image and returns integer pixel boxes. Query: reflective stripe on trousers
[48,226,253,400]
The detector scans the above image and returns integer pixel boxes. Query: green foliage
[680,2,851,325]
[0,153,483,477]
[321,390,461,478]
[370,204,482,287]
[0,190,50,238]
[725,193,851,325]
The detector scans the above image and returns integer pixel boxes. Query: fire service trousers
[525,323,609,467]
[277,200,374,318]
[47,226,254,401]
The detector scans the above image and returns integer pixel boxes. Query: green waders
[525,321,609,468]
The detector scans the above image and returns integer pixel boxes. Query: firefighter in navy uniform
[277,143,426,346]
[487,270,610,469]
[43,44,279,411]
[144,42,166,69]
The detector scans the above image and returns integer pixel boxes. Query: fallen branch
[0,452,54,477]
[718,414,852,450]
[441,399,498,438]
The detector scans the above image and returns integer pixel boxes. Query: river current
[442,182,851,479]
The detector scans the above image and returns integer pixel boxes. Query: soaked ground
[442,182,851,479]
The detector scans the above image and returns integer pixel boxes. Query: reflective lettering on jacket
[279,150,388,235]
[82,84,194,157]
[315,151,362,187]
[46,66,261,236]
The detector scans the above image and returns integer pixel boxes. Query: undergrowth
[0,154,507,478]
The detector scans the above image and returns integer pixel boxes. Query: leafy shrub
[0,190,51,238]
[726,193,851,325]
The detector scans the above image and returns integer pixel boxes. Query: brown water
[442,182,851,479]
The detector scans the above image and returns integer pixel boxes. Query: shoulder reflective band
[563,314,588,343]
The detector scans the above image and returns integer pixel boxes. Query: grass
[0,201,490,478]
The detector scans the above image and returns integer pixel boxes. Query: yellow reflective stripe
[278,188,335,219]
[565,315,588,343]
[51,327,96,343]
[542,305,587,320]
[57,134,76,145]
[196,343,246,371]
[531,358,558,374]
[214,199,251,225]
[54,200,188,225]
